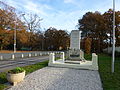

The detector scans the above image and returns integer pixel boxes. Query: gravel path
[8,67,103,90]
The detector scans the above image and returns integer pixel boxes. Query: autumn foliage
[78,10,120,53]
[85,38,92,54]
[1,1,120,52]
[0,1,70,51]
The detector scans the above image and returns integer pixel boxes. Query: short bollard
[21,54,24,58]
[0,56,3,60]
[35,53,37,56]
[12,54,15,59]
[61,52,65,62]
[29,53,31,57]
[92,53,98,70]
[40,53,42,56]
[49,53,55,64]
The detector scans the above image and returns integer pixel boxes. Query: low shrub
[8,67,25,74]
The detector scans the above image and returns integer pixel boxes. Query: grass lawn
[0,60,48,90]
[85,54,120,90]
[98,54,120,90]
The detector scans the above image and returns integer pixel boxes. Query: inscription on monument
[70,30,80,50]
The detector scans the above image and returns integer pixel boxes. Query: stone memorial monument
[49,30,98,70]
[67,30,82,60]
[70,30,80,50]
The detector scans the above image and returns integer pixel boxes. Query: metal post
[112,0,115,73]
[14,16,17,53]
[13,13,25,53]
[42,32,44,50]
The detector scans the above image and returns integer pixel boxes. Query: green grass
[84,53,92,60]
[0,60,48,90]
[98,54,120,90]
[85,53,120,90]
[22,61,48,74]
[0,72,8,89]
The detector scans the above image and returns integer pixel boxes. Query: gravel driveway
[8,67,103,90]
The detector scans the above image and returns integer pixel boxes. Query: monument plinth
[70,30,80,50]
[67,30,82,60]
[48,30,98,70]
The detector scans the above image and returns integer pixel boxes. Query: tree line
[0,1,69,51]
[78,9,120,53]
[1,1,120,53]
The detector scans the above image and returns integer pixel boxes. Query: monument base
[66,49,85,61]
[48,52,98,70]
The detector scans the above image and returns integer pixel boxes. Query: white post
[61,52,65,62]
[40,53,42,56]
[13,13,25,53]
[21,54,24,58]
[112,0,115,73]
[92,53,98,70]
[12,54,15,59]
[49,53,55,64]
[35,53,37,56]
[29,53,31,57]
[52,53,55,63]
[14,16,17,53]
[0,56,3,60]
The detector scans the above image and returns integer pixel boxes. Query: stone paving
[8,67,103,90]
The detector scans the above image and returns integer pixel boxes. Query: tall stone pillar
[68,30,81,60]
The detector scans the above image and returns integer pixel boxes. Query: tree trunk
[0,45,3,50]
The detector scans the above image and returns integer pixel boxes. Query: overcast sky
[3,0,120,32]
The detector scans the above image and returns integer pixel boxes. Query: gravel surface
[8,67,103,90]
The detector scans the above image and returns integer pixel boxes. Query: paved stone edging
[8,67,103,90]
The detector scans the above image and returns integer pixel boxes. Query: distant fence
[0,51,61,60]
[103,47,120,53]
